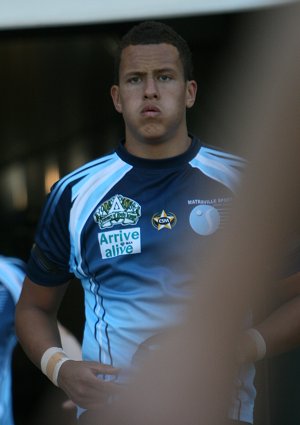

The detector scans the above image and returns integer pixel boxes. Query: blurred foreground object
[101,4,300,425]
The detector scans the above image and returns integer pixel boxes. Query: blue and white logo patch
[98,227,141,259]
[189,205,220,236]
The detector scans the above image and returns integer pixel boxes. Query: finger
[62,399,77,410]
[85,378,124,401]
[74,382,123,409]
[85,361,120,375]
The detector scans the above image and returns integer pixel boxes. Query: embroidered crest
[94,194,141,229]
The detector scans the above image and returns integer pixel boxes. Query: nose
[144,77,159,99]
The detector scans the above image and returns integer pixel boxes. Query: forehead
[119,43,183,74]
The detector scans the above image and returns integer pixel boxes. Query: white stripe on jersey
[69,154,132,276]
[190,146,246,194]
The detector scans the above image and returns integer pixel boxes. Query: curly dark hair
[113,21,194,83]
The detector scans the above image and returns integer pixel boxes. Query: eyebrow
[123,68,177,78]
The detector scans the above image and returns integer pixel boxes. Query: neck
[124,134,192,160]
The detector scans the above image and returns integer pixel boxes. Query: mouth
[141,105,161,117]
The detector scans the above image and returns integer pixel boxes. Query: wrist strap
[52,356,70,386]
[246,328,267,361]
[40,347,70,386]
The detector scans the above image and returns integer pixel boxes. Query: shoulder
[191,141,247,193]
[0,256,25,303]
[49,150,120,202]
[199,142,247,168]
[0,256,26,275]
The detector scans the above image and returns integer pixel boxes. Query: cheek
[164,94,187,115]
[121,95,140,116]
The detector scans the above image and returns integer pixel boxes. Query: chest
[69,166,234,279]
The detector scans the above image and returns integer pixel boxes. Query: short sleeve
[26,181,75,286]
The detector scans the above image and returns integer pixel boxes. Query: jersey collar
[116,135,201,169]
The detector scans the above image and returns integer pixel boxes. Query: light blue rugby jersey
[0,256,25,425]
[27,136,254,422]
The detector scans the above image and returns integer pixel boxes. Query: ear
[111,85,122,113]
[185,80,197,109]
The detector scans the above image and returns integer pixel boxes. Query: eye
[158,75,172,82]
[127,76,142,84]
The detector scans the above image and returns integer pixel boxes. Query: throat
[125,135,191,159]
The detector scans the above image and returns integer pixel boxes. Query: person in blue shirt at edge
[0,255,81,425]
[14,21,300,425]
[0,256,25,425]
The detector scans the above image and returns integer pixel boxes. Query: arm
[15,277,120,410]
[238,272,300,363]
[15,276,68,367]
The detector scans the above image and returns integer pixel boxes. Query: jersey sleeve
[0,283,15,344]
[27,181,75,286]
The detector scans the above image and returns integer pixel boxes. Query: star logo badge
[151,210,177,230]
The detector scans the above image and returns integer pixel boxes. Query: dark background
[0,5,299,424]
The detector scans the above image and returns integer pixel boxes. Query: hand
[57,360,121,410]
[61,399,77,410]
[236,331,259,364]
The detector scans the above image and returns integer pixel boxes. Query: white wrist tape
[246,328,267,361]
[40,347,70,386]
[52,356,70,386]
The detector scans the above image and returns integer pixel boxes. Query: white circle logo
[189,205,220,235]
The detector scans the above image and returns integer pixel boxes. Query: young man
[15,21,300,425]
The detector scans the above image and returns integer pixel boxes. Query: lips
[141,104,161,117]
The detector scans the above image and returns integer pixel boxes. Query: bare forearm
[255,295,300,357]
[15,276,69,370]
[238,295,300,364]
[16,304,62,368]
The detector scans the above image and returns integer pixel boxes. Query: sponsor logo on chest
[98,227,141,259]
[94,194,142,259]
[151,210,177,230]
[187,197,233,236]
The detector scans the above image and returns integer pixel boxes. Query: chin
[140,127,166,143]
